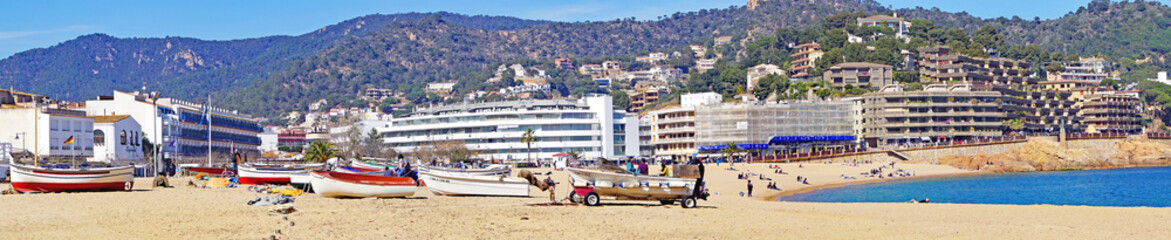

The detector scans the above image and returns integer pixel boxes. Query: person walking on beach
[544,176,556,202]
[747,180,753,197]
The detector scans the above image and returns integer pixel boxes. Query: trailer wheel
[682,197,697,208]
[585,193,600,206]
[659,200,674,205]
[568,191,580,204]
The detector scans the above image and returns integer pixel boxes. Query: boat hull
[416,164,511,176]
[9,165,134,193]
[309,171,416,198]
[237,164,319,185]
[567,168,697,200]
[418,170,530,197]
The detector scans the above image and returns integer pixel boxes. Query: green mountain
[0,12,550,101]
[2,0,1170,118]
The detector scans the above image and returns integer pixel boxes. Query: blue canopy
[697,143,769,151]
[768,135,855,144]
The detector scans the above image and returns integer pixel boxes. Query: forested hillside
[0,12,550,101]
[3,0,1171,117]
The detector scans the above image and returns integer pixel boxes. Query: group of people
[769,165,788,175]
[623,157,676,177]
[861,161,913,179]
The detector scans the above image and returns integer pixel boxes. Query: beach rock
[521,217,529,220]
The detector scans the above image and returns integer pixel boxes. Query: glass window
[94,130,105,145]
[120,130,127,145]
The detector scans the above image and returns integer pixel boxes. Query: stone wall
[802,136,1171,164]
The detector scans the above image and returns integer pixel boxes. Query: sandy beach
[4,162,1171,239]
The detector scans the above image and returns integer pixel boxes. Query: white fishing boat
[3,144,134,193]
[417,166,530,197]
[350,159,398,171]
[308,170,416,198]
[237,163,322,185]
[566,166,708,208]
[416,163,512,176]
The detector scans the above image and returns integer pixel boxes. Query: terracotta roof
[792,43,820,49]
[91,115,131,123]
[858,15,904,22]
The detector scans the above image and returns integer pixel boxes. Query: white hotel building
[380,96,640,161]
[85,90,262,162]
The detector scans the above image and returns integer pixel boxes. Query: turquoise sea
[782,166,1171,207]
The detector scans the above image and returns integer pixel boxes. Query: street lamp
[151,92,161,177]
[14,132,25,153]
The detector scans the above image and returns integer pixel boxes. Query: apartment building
[823,62,895,88]
[380,96,638,160]
[747,64,785,91]
[857,84,1006,147]
[857,14,912,39]
[1080,94,1143,133]
[789,43,824,80]
[917,46,1036,85]
[693,100,855,156]
[629,86,668,112]
[648,92,721,158]
[1046,58,1110,82]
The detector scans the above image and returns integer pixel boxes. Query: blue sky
[1,0,1167,59]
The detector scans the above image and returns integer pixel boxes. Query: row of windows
[48,137,92,151]
[395,112,595,126]
[391,136,598,147]
[388,124,599,138]
[178,129,262,145]
[93,129,142,146]
[178,110,262,132]
[49,120,91,132]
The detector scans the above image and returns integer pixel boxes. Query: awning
[768,135,855,144]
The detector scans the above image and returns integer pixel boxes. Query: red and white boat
[308,170,416,198]
[8,162,135,193]
[237,163,322,185]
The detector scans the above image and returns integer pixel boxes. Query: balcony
[656,127,696,135]
[878,111,1004,118]
[655,116,696,125]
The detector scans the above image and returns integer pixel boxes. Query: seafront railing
[754,136,1028,163]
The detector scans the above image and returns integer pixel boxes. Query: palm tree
[304,142,340,163]
[721,142,740,165]
[521,129,536,162]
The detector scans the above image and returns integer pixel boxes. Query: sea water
[782,166,1171,207]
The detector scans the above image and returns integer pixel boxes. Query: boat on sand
[237,163,322,185]
[308,170,416,198]
[566,163,708,208]
[9,163,135,193]
[417,165,530,197]
[3,143,134,193]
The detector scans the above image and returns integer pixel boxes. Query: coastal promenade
[4,162,1171,238]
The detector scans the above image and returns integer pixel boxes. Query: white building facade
[0,107,95,161]
[90,115,145,164]
[380,96,638,161]
[85,90,262,162]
